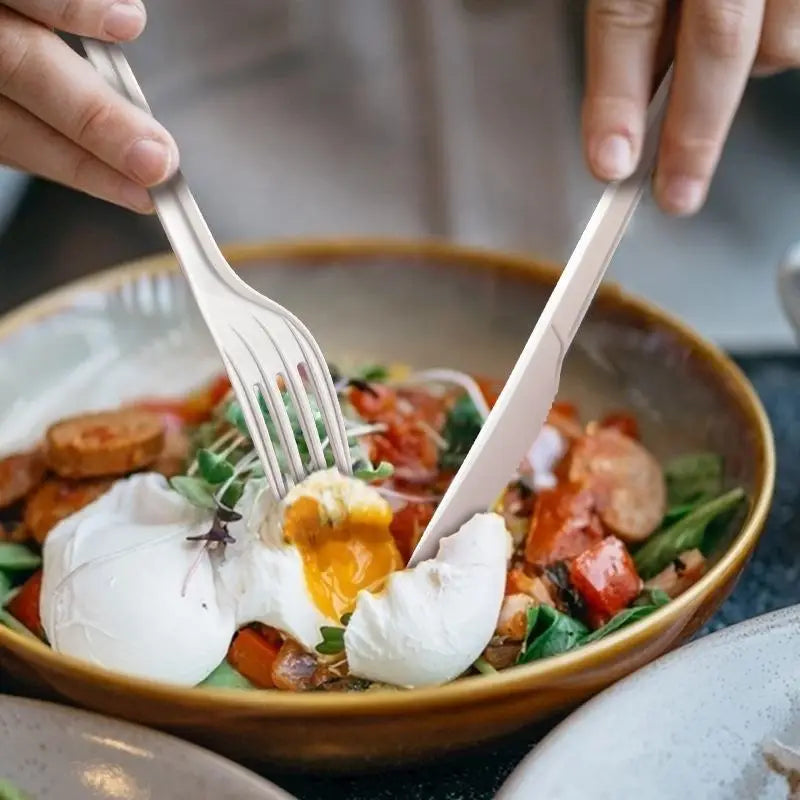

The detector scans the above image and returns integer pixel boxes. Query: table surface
[1,183,800,799]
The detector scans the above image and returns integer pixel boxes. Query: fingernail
[104,1,146,41]
[593,134,634,181]
[125,137,175,185]
[120,182,154,214]
[657,175,705,216]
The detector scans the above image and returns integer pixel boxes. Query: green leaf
[634,487,746,579]
[439,394,483,470]
[0,571,12,602]
[517,605,588,664]
[353,460,394,482]
[0,779,33,800]
[315,625,346,655]
[196,448,235,485]
[199,659,255,690]
[218,480,244,510]
[0,609,37,639]
[169,476,217,511]
[581,597,669,646]
[664,453,723,507]
[356,365,389,382]
[0,544,41,572]
[634,587,671,608]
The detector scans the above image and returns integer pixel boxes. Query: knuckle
[74,99,114,146]
[69,150,96,187]
[591,0,665,31]
[693,1,751,60]
[757,30,800,70]
[658,130,720,178]
[0,11,33,91]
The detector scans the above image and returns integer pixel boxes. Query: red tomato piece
[473,375,503,409]
[349,384,397,420]
[390,502,435,563]
[524,485,604,568]
[568,536,643,628]
[227,627,282,689]
[6,570,43,639]
[599,411,640,440]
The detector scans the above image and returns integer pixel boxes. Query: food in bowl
[0,363,745,691]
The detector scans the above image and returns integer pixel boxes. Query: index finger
[4,0,147,42]
[584,0,668,182]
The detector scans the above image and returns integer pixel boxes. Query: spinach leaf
[0,571,11,603]
[634,487,745,579]
[439,394,483,470]
[196,448,235,485]
[634,587,671,608]
[582,593,670,645]
[0,779,33,800]
[199,660,255,690]
[353,460,393,482]
[316,625,346,655]
[517,605,588,664]
[356,364,389,382]
[664,453,723,507]
[0,609,37,639]
[0,544,41,572]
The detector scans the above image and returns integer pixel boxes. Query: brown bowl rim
[0,237,776,717]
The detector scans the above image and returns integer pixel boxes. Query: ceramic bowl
[0,240,775,772]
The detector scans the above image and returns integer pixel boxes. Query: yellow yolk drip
[283,496,404,621]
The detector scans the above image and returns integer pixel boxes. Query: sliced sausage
[0,450,46,509]
[496,593,536,640]
[25,478,112,544]
[644,549,707,599]
[569,428,666,543]
[45,409,165,479]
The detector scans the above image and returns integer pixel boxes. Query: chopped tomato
[524,485,604,568]
[6,570,43,638]
[390,502,435,563]
[599,412,639,440]
[133,374,231,426]
[546,402,584,441]
[474,375,503,409]
[568,536,643,628]
[349,383,397,419]
[227,627,282,689]
[551,401,577,419]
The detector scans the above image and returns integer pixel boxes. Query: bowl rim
[0,237,776,717]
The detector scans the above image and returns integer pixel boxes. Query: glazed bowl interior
[0,240,774,770]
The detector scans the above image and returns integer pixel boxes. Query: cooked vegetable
[525,485,604,568]
[581,590,669,644]
[389,502,434,563]
[5,570,43,638]
[227,628,282,689]
[439,394,483,470]
[0,543,40,572]
[199,659,256,690]
[644,549,707,598]
[0,451,45,510]
[24,479,112,544]
[517,604,589,663]
[633,488,745,579]
[45,409,165,478]
[568,536,643,628]
[599,411,639,440]
[664,452,723,507]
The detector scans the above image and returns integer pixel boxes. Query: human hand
[583,0,799,216]
[0,0,177,213]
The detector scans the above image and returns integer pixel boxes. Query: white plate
[0,694,294,799]
[497,606,800,800]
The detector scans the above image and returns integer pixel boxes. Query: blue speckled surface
[271,356,800,800]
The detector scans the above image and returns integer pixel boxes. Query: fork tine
[252,318,328,473]
[285,320,352,475]
[231,328,307,485]
[223,354,287,499]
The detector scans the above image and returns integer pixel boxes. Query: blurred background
[1,0,799,349]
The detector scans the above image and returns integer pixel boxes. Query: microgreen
[439,394,483,470]
[315,614,351,655]
[0,543,41,572]
[356,365,389,382]
[196,448,235,484]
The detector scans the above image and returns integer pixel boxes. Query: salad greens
[0,541,40,636]
[633,487,745,579]
[0,780,33,800]
[518,589,671,664]
[0,544,40,572]
[199,660,256,690]
[439,394,483,470]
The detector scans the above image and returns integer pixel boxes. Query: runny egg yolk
[283,496,404,621]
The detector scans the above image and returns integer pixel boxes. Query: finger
[654,0,765,215]
[754,0,800,73]
[584,0,668,182]
[3,0,146,42]
[0,95,153,212]
[0,7,178,186]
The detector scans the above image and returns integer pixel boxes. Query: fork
[80,39,352,500]
[409,68,674,565]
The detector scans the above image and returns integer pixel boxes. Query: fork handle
[80,39,256,305]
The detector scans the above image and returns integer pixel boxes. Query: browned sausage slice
[45,410,165,479]
[569,427,666,542]
[25,479,113,544]
[0,450,46,509]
